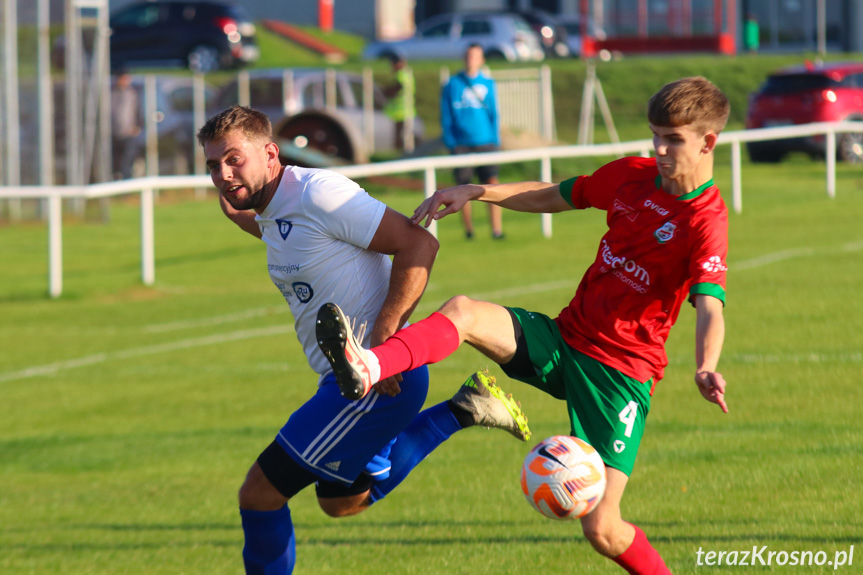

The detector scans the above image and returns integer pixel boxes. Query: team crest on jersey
[654,221,677,244]
[276,219,293,240]
[292,282,314,303]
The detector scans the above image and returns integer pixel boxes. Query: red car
[745,61,863,163]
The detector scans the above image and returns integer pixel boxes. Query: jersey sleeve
[558,158,634,210]
[302,170,386,249]
[688,207,729,306]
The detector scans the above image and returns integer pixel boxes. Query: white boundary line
[734,239,863,271]
[3,242,861,384]
[142,305,289,333]
[0,325,292,384]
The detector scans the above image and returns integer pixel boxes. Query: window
[301,80,325,109]
[762,74,840,95]
[112,5,164,28]
[423,21,451,38]
[461,19,492,37]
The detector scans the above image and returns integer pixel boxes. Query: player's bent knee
[240,441,318,510]
[581,517,633,557]
[317,494,370,518]
[315,473,374,517]
[238,462,287,511]
[439,295,477,327]
[581,523,616,556]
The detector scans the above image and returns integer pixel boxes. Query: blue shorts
[275,366,429,485]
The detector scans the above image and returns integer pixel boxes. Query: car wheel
[277,114,356,164]
[837,130,863,163]
[187,45,221,73]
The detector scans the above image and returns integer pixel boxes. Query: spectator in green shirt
[383,54,415,152]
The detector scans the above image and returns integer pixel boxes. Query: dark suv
[110,1,259,72]
[745,61,863,163]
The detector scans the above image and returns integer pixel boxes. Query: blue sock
[369,401,462,503]
[240,505,296,575]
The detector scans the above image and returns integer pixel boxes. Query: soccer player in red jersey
[317,76,730,574]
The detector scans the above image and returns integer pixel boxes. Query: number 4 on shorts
[618,401,638,438]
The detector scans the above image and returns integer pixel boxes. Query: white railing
[2,121,861,298]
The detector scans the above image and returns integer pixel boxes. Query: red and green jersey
[556,156,728,388]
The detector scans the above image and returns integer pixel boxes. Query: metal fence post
[141,187,155,285]
[4,0,21,219]
[363,67,374,154]
[282,69,294,116]
[326,68,336,111]
[404,65,415,153]
[731,140,742,214]
[541,155,552,238]
[424,165,437,238]
[540,64,554,142]
[144,75,159,178]
[38,0,55,220]
[826,130,836,199]
[193,72,207,198]
[49,195,63,298]
[238,69,250,106]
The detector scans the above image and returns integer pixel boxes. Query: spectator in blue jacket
[441,44,504,240]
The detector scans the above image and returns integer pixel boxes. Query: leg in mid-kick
[315,296,516,400]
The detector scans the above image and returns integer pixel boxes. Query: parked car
[109,0,259,72]
[511,9,570,57]
[362,12,544,62]
[745,61,863,163]
[209,69,425,164]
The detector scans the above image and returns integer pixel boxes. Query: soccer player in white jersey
[196,106,531,575]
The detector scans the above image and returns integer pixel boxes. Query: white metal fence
[1,121,860,298]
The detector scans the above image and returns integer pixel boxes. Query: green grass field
[1,154,862,574]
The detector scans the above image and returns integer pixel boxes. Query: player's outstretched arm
[694,294,728,413]
[366,207,440,395]
[411,181,571,228]
[219,194,262,238]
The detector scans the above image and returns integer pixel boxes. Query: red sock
[371,313,461,379]
[612,524,671,575]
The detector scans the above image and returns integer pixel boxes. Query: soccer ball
[521,435,607,520]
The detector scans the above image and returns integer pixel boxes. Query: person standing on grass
[316,76,730,574]
[441,43,504,240]
[196,105,531,575]
[110,68,141,180]
[383,53,415,152]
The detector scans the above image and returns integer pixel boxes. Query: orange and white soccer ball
[521,435,607,520]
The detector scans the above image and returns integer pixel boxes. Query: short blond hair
[648,76,730,136]
[197,105,273,148]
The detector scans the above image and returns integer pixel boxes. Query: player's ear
[702,133,718,154]
[265,141,280,166]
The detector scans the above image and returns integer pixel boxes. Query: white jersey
[256,166,389,376]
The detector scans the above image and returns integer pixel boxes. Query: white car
[210,69,424,164]
[363,12,545,62]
